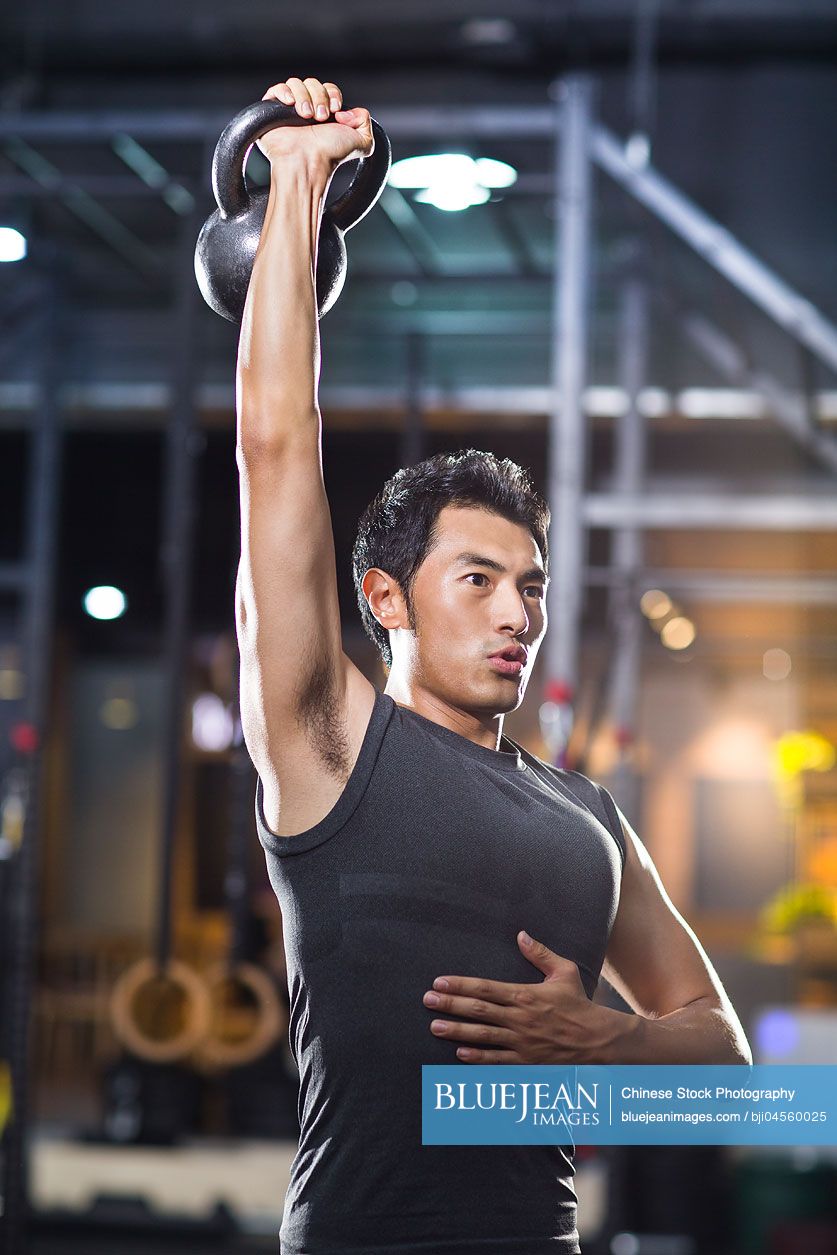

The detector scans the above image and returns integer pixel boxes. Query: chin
[484,679,525,713]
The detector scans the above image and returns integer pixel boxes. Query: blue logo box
[422,1064,837,1145]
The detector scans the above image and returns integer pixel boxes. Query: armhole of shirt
[254,686,393,858]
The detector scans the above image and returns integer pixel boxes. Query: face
[367,504,548,715]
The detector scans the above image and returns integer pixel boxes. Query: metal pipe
[0,280,62,1255]
[546,76,594,713]
[608,262,650,803]
[584,493,837,529]
[155,208,202,971]
[588,566,837,604]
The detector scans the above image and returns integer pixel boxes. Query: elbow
[720,1008,753,1067]
[236,425,288,464]
[236,412,321,466]
[734,1036,754,1068]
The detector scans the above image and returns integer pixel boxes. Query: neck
[383,676,506,752]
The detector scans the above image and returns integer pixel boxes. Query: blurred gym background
[1,2,837,1253]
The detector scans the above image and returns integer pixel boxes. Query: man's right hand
[256,76,374,172]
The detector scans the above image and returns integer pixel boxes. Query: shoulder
[514,748,627,873]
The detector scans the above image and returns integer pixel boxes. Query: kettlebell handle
[212,99,391,232]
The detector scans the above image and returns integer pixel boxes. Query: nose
[495,585,530,639]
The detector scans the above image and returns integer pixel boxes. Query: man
[235,75,751,1255]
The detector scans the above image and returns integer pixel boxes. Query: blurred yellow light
[100,697,139,730]
[0,669,24,700]
[774,731,835,778]
[640,589,672,619]
[660,616,696,650]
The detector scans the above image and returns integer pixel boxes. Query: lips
[489,645,526,664]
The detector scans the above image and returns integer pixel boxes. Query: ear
[362,568,410,632]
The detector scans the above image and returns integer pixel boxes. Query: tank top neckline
[387,693,527,772]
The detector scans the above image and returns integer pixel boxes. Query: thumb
[334,107,366,126]
[517,931,578,980]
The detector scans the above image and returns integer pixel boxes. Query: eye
[525,585,544,599]
[465,572,490,587]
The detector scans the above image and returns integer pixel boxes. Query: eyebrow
[453,551,549,586]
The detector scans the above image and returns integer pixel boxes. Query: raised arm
[235,77,376,837]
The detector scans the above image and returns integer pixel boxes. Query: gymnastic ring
[194,961,287,1069]
[109,957,212,1064]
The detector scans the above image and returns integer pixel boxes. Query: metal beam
[588,566,837,604]
[0,563,28,592]
[608,262,650,788]
[545,75,594,731]
[584,492,837,529]
[591,124,837,378]
[377,185,446,276]
[0,283,63,1255]
[110,134,195,215]
[2,381,837,425]
[674,303,837,475]
[0,107,557,143]
[490,197,544,276]
[1,138,163,280]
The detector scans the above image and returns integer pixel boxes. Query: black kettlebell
[194,100,392,323]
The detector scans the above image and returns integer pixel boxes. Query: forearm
[236,154,333,445]
[596,997,753,1066]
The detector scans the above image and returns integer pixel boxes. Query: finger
[423,990,515,1025]
[456,1047,523,1064]
[262,81,295,105]
[323,81,343,112]
[285,76,315,119]
[432,976,524,1007]
[429,1018,517,1047]
[304,77,331,122]
[332,108,363,128]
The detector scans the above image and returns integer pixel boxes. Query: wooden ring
[109,957,211,1063]
[195,961,287,1069]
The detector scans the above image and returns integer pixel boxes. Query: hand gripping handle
[211,98,391,230]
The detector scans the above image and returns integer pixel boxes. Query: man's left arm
[596,801,752,1066]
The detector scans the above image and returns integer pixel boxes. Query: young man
[235,76,751,1255]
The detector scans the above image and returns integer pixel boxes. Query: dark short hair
[351,448,550,668]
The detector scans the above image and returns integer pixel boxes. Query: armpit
[294,653,351,782]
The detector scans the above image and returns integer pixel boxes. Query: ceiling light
[0,227,26,263]
[389,152,517,213]
[83,585,127,621]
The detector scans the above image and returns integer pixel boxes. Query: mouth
[487,645,527,676]
[490,645,526,663]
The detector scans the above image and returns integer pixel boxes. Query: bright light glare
[191,692,235,752]
[0,227,26,263]
[389,152,517,213]
[639,589,672,620]
[83,585,127,620]
[414,184,490,212]
[660,616,696,650]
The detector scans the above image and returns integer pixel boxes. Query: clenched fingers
[262,77,344,122]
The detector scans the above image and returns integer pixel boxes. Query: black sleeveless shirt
[255,686,626,1255]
